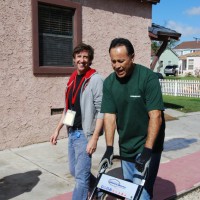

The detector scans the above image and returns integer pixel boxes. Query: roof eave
[149,23,182,41]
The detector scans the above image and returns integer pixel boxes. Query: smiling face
[110,45,134,78]
[73,50,91,75]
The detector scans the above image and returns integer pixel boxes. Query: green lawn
[165,76,200,81]
[163,95,200,113]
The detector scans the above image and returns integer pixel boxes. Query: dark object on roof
[149,23,181,41]
[149,23,181,70]
[174,41,200,50]
[140,0,160,4]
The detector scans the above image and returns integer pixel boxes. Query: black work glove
[135,147,152,173]
[99,146,114,169]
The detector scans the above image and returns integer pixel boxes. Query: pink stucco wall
[81,0,152,75]
[0,0,152,150]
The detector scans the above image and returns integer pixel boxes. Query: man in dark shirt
[100,38,165,199]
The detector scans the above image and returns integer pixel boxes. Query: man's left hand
[135,147,152,173]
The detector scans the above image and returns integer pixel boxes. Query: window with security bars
[32,0,82,75]
[39,4,73,66]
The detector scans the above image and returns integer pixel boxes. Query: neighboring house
[173,41,200,56]
[173,41,200,75]
[0,0,162,150]
[179,51,200,76]
[153,48,179,75]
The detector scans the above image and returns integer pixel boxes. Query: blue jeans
[68,130,91,200]
[122,152,161,200]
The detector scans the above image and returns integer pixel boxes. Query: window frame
[188,58,194,70]
[32,0,82,75]
[168,61,172,65]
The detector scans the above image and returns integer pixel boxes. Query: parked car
[164,65,178,76]
[154,72,164,79]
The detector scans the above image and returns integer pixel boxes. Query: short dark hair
[109,38,134,56]
[73,43,94,61]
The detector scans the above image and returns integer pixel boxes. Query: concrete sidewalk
[0,109,200,200]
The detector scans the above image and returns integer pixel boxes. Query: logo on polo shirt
[130,95,141,98]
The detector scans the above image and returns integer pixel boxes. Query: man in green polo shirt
[100,38,165,199]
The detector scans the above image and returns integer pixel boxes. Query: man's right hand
[99,146,114,169]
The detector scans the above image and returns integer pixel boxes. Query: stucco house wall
[0,0,152,150]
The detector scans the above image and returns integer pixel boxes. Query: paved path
[154,151,200,200]
[48,151,200,200]
[0,109,200,200]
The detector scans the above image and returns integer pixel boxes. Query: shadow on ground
[153,176,176,200]
[164,103,184,110]
[164,113,178,121]
[164,138,197,152]
[0,170,42,200]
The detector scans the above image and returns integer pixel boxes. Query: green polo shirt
[101,64,165,161]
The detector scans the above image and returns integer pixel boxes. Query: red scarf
[65,68,96,110]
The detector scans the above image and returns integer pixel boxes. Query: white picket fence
[159,80,200,98]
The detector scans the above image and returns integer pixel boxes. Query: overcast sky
[152,0,200,43]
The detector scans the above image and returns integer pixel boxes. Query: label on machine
[97,174,139,200]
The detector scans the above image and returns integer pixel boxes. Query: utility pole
[193,37,200,43]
